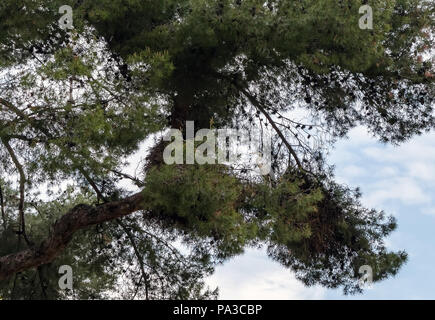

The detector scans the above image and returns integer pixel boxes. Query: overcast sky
[207,126,435,300]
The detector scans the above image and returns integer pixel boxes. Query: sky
[206,126,435,300]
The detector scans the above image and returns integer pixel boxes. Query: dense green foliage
[0,0,433,299]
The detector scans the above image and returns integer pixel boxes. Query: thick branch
[0,192,144,281]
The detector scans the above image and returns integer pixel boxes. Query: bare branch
[234,82,305,171]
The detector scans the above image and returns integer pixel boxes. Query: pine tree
[0,0,433,298]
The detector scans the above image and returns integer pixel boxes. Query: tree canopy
[0,0,433,299]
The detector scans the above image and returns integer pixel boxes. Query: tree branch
[0,192,144,281]
[234,83,305,171]
[1,137,31,245]
[111,169,145,187]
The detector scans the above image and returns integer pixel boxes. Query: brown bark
[0,192,144,281]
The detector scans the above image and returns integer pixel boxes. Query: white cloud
[362,134,435,165]
[363,177,431,207]
[422,208,435,216]
[329,128,435,209]
[347,126,376,145]
[377,166,400,178]
[341,165,367,179]
[407,162,435,182]
[207,248,326,300]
